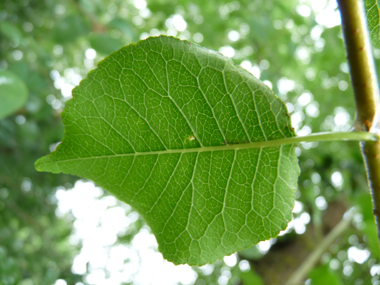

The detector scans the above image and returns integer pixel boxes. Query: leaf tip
[34,155,61,174]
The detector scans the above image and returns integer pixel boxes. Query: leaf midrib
[36,131,378,168]
[37,137,294,168]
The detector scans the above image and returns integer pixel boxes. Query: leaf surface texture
[366,0,380,48]
[36,36,299,265]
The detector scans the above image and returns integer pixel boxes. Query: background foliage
[1,0,380,284]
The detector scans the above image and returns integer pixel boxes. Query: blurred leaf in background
[309,264,341,285]
[0,70,28,120]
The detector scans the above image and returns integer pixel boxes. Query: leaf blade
[365,0,380,48]
[35,36,299,265]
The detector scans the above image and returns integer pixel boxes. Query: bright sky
[55,181,198,285]
[51,1,365,284]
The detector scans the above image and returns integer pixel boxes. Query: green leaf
[365,0,380,48]
[355,193,380,259]
[309,264,342,285]
[240,270,264,285]
[238,245,263,260]
[35,36,299,265]
[53,14,90,43]
[89,33,126,55]
[0,70,28,120]
[0,22,24,44]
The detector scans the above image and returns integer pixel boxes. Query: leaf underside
[35,36,299,266]
[365,0,380,48]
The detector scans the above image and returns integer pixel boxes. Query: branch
[337,0,380,243]
[250,200,348,284]
[285,210,354,285]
